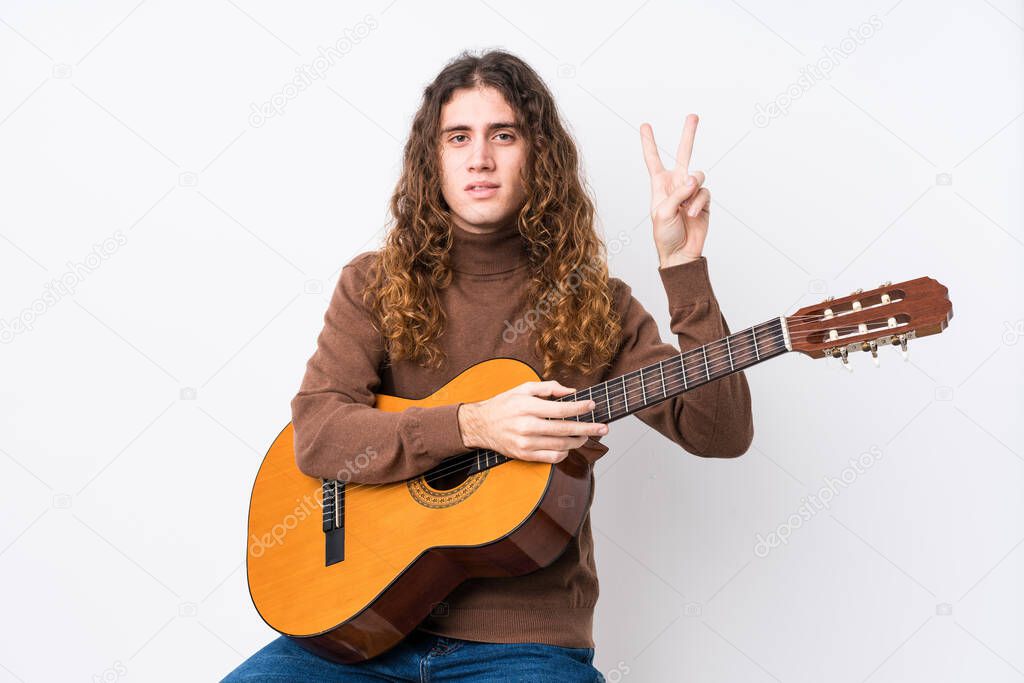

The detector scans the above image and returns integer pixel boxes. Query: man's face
[438,86,528,234]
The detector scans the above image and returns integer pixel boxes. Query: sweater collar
[449,221,528,275]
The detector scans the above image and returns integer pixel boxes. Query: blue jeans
[221,629,605,682]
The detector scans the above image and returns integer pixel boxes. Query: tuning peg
[838,346,852,371]
[862,340,880,367]
[879,280,892,289]
[850,288,863,296]
[898,333,909,361]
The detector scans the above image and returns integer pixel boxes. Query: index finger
[532,395,598,420]
[640,123,665,176]
[674,113,699,178]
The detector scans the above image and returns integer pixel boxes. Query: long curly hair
[364,49,621,380]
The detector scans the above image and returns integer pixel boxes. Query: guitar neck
[456,317,792,475]
[559,316,791,425]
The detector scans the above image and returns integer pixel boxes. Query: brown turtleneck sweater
[290,222,753,649]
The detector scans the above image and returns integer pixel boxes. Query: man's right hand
[457,380,608,464]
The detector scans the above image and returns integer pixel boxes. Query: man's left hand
[640,113,710,268]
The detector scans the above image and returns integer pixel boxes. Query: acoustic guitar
[246,276,952,663]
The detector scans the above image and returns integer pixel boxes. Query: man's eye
[495,132,514,141]
[450,134,468,143]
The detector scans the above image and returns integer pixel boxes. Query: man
[224,48,752,682]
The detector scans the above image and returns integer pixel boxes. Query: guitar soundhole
[422,461,471,491]
[407,460,488,509]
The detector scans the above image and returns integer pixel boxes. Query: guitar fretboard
[433,316,791,476]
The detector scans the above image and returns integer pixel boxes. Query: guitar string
[559,316,904,405]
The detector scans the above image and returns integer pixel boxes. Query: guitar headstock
[786,277,952,366]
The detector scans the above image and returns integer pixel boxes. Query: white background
[1,1,1022,681]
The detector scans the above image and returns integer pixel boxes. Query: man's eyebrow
[439,121,518,135]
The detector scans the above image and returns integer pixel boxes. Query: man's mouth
[465,182,499,198]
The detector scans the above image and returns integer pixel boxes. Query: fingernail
[686,176,695,186]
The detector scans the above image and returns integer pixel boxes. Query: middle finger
[673,114,699,179]
[533,416,606,437]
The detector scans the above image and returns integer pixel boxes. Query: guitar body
[246,358,594,663]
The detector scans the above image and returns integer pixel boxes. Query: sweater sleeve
[290,252,469,484]
[595,256,753,460]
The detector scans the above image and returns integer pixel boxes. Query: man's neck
[449,220,526,275]
[451,216,516,236]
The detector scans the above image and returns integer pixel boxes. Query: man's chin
[456,210,515,232]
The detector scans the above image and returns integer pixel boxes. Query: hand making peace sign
[640,113,709,268]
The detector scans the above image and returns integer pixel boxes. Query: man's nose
[466,141,494,172]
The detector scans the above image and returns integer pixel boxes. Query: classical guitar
[246,276,952,663]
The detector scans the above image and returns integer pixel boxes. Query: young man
[224,49,752,682]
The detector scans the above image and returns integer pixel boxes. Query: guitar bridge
[322,480,345,566]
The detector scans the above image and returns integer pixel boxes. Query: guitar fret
[640,369,646,406]
[621,375,628,413]
[751,327,760,361]
[659,362,666,399]
[702,345,710,381]
[726,336,734,371]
